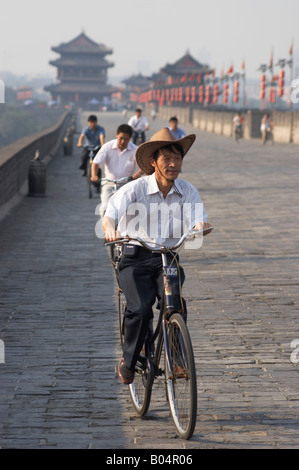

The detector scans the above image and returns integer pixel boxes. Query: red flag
[226,65,233,75]
[180,74,188,83]
[241,61,245,70]
[289,42,293,56]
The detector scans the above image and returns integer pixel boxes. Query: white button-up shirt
[93,139,138,180]
[105,173,208,248]
[128,115,149,133]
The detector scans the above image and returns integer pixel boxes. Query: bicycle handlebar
[101,177,132,184]
[105,227,213,252]
[86,145,101,151]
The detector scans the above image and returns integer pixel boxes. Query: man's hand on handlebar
[103,216,121,242]
[91,162,100,182]
[193,221,212,236]
[90,175,99,183]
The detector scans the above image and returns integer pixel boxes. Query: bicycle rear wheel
[118,293,153,417]
[128,356,153,416]
[165,313,197,440]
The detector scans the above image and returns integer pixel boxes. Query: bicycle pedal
[136,357,147,372]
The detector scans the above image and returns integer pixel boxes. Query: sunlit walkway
[0,111,299,448]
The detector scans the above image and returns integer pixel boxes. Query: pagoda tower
[160,51,210,84]
[45,32,118,108]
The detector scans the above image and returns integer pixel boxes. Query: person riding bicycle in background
[128,108,149,145]
[232,112,243,139]
[168,116,186,139]
[77,115,105,176]
[260,113,273,144]
[91,124,143,218]
[103,127,211,384]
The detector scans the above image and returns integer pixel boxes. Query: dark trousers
[118,249,186,370]
[79,148,89,171]
[132,131,146,145]
[79,148,102,179]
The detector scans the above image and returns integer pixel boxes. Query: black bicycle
[86,145,101,198]
[107,227,213,440]
[234,125,243,142]
[132,130,146,146]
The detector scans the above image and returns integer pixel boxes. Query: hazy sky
[1,0,298,81]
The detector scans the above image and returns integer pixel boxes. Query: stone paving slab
[0,111,299,449]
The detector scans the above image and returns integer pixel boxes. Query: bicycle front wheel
[165,313,197,440]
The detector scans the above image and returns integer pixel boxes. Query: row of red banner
[130,82,241,105]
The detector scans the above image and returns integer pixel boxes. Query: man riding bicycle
[232,112,243,140]
[128,108,149,145]
[103,127,211,384]
[91,124,143,218]
[168,116,186,139]
[261,113,273,144]
[77,115,105,176]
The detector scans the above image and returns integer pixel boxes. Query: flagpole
[289,40,294,142]
[241,60,246,108]
[269,48,274,110]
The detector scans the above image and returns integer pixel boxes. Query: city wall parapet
[157,106,299,144]
[0,111,71,221]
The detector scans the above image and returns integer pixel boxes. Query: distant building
[45,32,118,108]
[160,51,210,84]
[121,73,153,104]
[132,51,213,107]
[122,73,152,91]
[16,86,33,101]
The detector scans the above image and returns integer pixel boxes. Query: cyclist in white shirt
[91,124,143,218]
[128,108,149,144]
[103,127,211,384]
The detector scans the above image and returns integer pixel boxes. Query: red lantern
[268,88,276,104]
[185,86,190,102]
[278,69,284,97]
[191,86,196,103]
[223,83,229,104]
[205,85,210,103]
[233,81,239,103]
[213,84,218,104]
[199,85,204,103]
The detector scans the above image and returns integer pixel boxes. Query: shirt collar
[147,173,159,194]
[147,173,184,197]
[112,139,134,152]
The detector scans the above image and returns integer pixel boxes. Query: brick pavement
[0,111,299,449]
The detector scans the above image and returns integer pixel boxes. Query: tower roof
[52,32,113,55]
[161,51,209,76]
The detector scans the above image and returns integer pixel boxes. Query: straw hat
[135,127,196,175]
